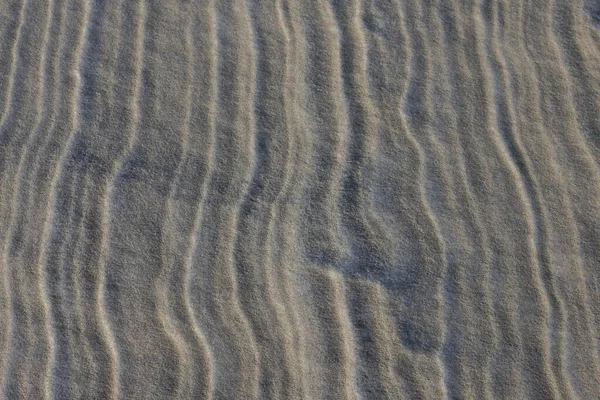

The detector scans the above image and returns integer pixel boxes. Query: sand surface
[0,0,600,398]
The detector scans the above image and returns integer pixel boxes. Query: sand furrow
[65,1,148,396]
[329,9,445,391]
[334,1,404,390]
[360,2,416,396]
[345,278,403,399]
[0,0,52,199]
[2,0,91,395]
[58,1,136,398]
[266,3,308,398]
[553,0,600,159]
[411,1,499,397]
[41,0,124,397]
[1,0,66,289]
[293,3,366,397]
[0,4,26,357]
[69,174,104,398]
[362,1,430,397]
[427,17,499,400]
[379,288,431,400]
[294,268,359,400]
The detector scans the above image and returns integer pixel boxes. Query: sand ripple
[0,0,599,398]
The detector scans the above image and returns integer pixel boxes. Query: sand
[0,0,599,398]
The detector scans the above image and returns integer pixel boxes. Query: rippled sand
[0,0,599,398]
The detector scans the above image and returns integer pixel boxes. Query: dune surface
[0,0,600,398]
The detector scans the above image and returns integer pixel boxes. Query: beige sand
[0,0,599,398]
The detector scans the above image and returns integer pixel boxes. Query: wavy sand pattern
[0,0,599,399]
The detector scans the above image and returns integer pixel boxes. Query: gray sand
[0,0,599,398]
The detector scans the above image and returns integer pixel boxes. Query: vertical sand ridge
[0,0,91,396]
[503,0,600,396]
[267,1,312,397]
[0,0,26,124]
[0,0,57,395]
[103,2,199,399]
[0,0,55,397]
[153,2,203,398]
[0,0,28,125]
[362,0,430,397]
[41,0,138,397]
[46,170,87,399]
[297,0,350,268]
[331,1,447,395]
[499,0,576,397]
[82,0,147,397]
[68,174,98,399]
[293,267,359,400]
[231,0,302,398]
[370,0,448,397]
[552,0,600,378]
[39,0,122,397]
[330,0,396,291]
[521,0,600,396]
[293,2,362,398]
[435,0,526,397]
[187,0,261,398]
[465,0,562,397]
[32,0,90,397]
[477,0,563,398]
[397,0,447,361]
[363,1,449,397]
[409,0,499,397]
[77,1,147,398]
[157,0,217,397]
[179,1,221,399]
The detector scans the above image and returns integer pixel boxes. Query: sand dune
[0,0,599,398]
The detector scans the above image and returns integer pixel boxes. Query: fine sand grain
[0,0,599,398]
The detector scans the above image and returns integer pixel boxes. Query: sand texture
[0,0,600,398]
